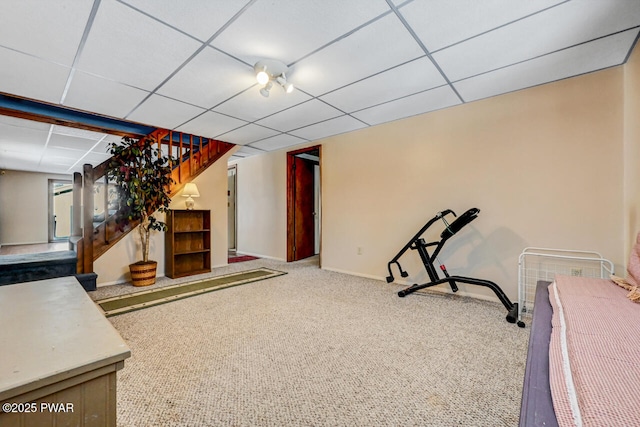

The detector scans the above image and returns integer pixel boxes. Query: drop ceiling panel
[51,125,106,141]
[250,134,307,152]
[176,111,247,139]
[0,0,94,65]
[212,0,390,65]
[455,29,639,102]
[289,115,367,141]
[158,47,254,109]
[77,0,202,91]
[48,133,98,152]
[0,47,69,104]
[127,94,206,130]
[235,145,265,156]
[0,150,42,171]
[42,148,83,164]
[63,71,150,119]
[214,86,312,123]
[319,57,446,113]
[352,85,461,126]
[292,13,425,96]
[0,119,49,148]
[217,124,280,146]
[120,0,247,42]
[398,0,564,52]
[80,152,111,165]
[256,100,343,132]
[433,0,640,82]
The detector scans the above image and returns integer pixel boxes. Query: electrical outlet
[570,268,582,276]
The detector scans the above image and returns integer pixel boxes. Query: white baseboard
[322,266,501,303]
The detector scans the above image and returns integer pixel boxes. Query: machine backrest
[440,208,480,240]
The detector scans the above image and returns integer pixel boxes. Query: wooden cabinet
[165,210,211,278]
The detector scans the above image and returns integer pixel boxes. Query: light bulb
[256,70,269,85]
[284,82,294,93]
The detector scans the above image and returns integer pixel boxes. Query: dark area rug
[228,255,260,263]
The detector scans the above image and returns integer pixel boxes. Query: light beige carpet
[91,257,529,426]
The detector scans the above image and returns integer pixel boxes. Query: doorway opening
[287,145,321,265]
[228,164,237,255]
[48,179,73,242]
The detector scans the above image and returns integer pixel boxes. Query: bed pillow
[627,232,640,287]
[610,275,640,303]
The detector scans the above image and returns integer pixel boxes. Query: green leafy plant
[107,136,174,263]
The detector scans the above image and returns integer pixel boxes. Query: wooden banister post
[72,172,82,237]
[82,164,94,274]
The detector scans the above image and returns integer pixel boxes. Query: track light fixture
[254,59,294,98]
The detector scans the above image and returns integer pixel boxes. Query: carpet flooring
[90,256,530,426]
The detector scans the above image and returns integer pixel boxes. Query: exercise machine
[386,208,525,327]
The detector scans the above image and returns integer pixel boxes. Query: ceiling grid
[0,0,638,172]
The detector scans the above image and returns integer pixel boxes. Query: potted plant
[107,136,174,286]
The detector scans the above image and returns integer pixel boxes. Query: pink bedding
[548,275,640,426]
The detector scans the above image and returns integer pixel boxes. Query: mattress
[520,276,640,426]
[548,275,640,426]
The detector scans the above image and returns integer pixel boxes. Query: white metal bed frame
[517,247,614,322]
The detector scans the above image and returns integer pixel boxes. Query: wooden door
[287,154,316,261]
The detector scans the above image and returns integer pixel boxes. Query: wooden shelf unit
[165,210,211,278]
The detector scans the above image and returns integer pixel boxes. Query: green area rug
[96,268,286,317]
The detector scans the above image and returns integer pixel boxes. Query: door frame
[286,145,321,264]
[227,164,237,252]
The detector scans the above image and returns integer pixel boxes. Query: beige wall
[0,170,70,245]
[94,148,236,285]
[234,66,627,302]
[624,44,640,262]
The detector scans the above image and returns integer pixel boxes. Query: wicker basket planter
[129,261,158,287]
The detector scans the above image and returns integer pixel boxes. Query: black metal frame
[386,208,524,327]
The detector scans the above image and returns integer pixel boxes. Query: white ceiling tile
[0,0,94,65]
[352,85,461,126]
[127,94,206,130]
[120,0,247,41]
[433,0,640,81]
[217,124,280,145]
[0,148,42,171]
[212,0,391,65]
[0,47,69,104]
[455,29,639,102]
[64,71,150,119]
[320,57,446,113]
[214,86,312,122]
[0,115,51,132]
[158,47,254,109]
[292,13,425,96]
[48,133,99,151]
[398,0,564,52]
[0,119,49,147]
[176,111,247,139]
[236,145,265,156]
[77,0,202,91]
[256,100,343,132]
[289,115,367,141]
[51,125,106,141]
[80,152,111,165]
[249,134,307,152]
[43,147,83,161]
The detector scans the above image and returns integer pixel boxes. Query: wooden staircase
[73,129,234,274]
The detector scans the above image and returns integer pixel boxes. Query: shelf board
[175,249,211,256]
